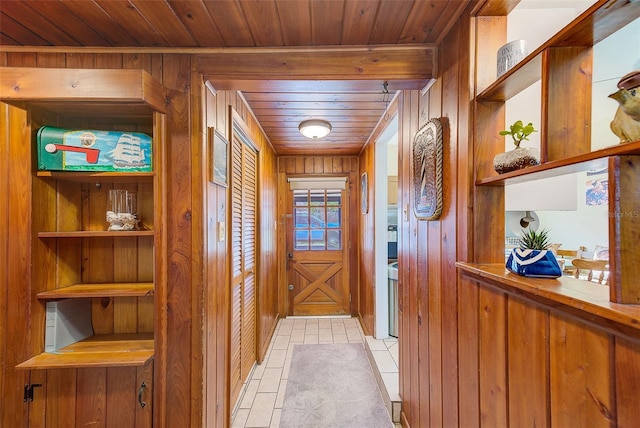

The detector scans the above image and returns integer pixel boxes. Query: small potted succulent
[494,120,540,174]
[506,228,562,278]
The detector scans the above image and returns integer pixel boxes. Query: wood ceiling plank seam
[310,0,345,46]
[341,0,380,45]
[93,0,168,47]
[277,0,312,46]
[60,0,140,47]
[1,1,81,46]
[238,0,284,47]
[368,0,414,44]
[166,0,226,47]
[128,0,198,47]
[0,11,49,46]
[397,0,440,44]
[430,0,472,46]
[202,0,255,47]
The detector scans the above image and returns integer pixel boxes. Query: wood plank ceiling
[0,0,473,155]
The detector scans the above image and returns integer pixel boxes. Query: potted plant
[493,120,540,174]
[506,228,562,278]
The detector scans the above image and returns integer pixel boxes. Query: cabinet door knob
[138,381,147,408]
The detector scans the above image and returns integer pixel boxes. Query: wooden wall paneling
[95,54,124,70]
[479,285,508,427]
[507,296,549,428]
[65,52,97,69]
[163,53,194,428]
[457,274,480,428]
[615,337,640,426]
[358,144,375,334]
[0,102,7,425]
[35,52,66,68]
[45,369,77,427]
[189,69,206,428]
[550,313,612,427]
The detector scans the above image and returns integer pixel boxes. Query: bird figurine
[609,69,640,144]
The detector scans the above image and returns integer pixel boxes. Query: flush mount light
[298,119,332,139]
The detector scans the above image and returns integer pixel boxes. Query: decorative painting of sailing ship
[37,126,152,172]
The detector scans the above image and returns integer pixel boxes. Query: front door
[286,187,350,315]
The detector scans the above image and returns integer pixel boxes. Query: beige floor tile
[266,349,287,368]
[277,324,293,335]
[366,336,389,351]
[346,327,363,341]
[269,409,282,428]
[318,319,332,329]
[274,379,288,408]
[305,317,319,324]
[289,328,305,342]
[304,323,319,334]
[371,349,398,373]
[245,393,277,428]
[239,378,261,409]
[292,319,307,329]
[303,334,319,344]
[286,343,297,358]
[258,367,283,393]
[281,358,292,380]
[232,408,250,428]
[272,334,290,350]
[251,363,266,380]
[333,334,349,343]
[318,328,334,343]
[332,324,346,335]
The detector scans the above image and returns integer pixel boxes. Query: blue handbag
[506,248,562,278]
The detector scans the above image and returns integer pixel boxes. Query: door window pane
[327,207,341,228]
[310,230,325,250]
[295,230,309,250]
[292,189,343,251]
[327,230,342,250]
[294,208,309,228]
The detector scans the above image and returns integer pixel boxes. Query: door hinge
[23,384,42,402]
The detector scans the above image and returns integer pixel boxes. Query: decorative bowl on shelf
[497,40,527,78]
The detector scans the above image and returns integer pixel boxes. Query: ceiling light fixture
[298,119,332,139]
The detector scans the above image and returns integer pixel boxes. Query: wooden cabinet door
[26,362,153,427]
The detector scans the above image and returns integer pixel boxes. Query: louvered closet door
[229,130,257,407]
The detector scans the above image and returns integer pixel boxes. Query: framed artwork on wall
[412,117,444,220]
[208,127,229,187]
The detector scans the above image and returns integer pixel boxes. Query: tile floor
[231,316,399,428]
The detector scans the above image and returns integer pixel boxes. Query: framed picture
[361,172,368,214]
[413,118,444,220]
[208,127,229,187]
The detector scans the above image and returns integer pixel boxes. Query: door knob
[288,253,293,258]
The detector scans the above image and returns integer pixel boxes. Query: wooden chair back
[572,258,609,285]
[556,246,586,275]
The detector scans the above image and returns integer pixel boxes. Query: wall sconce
[298,119,332,139]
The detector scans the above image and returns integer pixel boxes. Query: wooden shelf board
[0,68,167,114]
[476,0,639,102]
[37,283,154,299]
[16,333,154,370]
[36,171,154,183]
[476,140,640,185]
[457,263,640,336]
[38,230,154,238]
